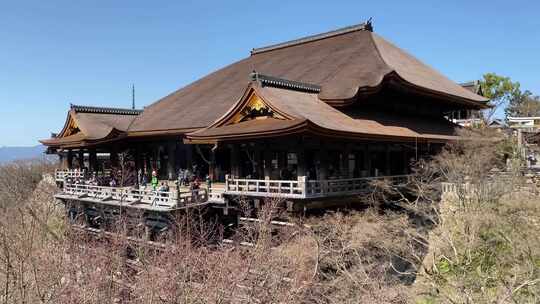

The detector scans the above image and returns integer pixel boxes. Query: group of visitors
[66,163,209,202]
[177,167,195,186]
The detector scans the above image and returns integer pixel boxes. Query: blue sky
[1,0,539,146]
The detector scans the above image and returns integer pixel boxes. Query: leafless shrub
[0,160,55,210]
[3,132,536,304]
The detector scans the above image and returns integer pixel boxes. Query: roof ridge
[70,104,143,115]
[251,20,373,55]
[250,72,321,93]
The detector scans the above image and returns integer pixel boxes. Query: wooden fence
[61,183,207,209]
[55,169,85,182]
[224,175,410,199]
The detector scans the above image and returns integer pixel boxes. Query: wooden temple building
[41,21,488,234]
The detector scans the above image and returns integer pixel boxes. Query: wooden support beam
[89,149,98,173]
[67,149,74,169]
[263,146,272,179]
[209,146,216,181]
[78,150,85,169]
[230,144,240,177]
[186,144,193,170]
[342,145,351,178]
[278,150,287,173]
[318,142,328,180]
[134,145,142,173]
[144,150,152,174]
[167,141,176,180]
[297,149,306,177]
[363,145,370,177]
[403,145,409,174]
[385,144,391,176]
[110,147,119,167]
[253,145,263,179]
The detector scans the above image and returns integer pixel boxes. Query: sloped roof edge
[251,20,373,55]
[71,104,143,115]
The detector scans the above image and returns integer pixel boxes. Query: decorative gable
[60,113,81,137]
[228,91,286,125]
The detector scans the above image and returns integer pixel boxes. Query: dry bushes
[404,130,540,303]
[415,193,540,304]
[301,210,418,304]
[0,174,421,304]
[1,131,538,304]
[0,160,55,210]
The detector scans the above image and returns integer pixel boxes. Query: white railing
[61,183,207,209]
[440,181,508,201]
[306,175,409,198]
[225,175,306,198]
[55,169,85,182]
[225,175,410,199]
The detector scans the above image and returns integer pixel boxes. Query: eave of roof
[185,83,462,144]
[41,104,140,148]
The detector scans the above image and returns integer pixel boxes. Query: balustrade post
[67,149,74,169]
[290,180,293,194]
[91,149,99,173]
[298,176,307,198]
[78,150,85,169]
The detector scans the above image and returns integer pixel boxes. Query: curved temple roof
[40,104,140,148]
[185,82,461,144]
[130,22,487,135]
[42,22,487,147]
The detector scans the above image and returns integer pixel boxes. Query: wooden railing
[225,175,306,198]
[55,169,85,182]
[306,175,409,198]
[440,181,507,201]
[224,175,410,199]
[61,183,207,209]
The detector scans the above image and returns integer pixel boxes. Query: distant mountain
[0,145,52,164]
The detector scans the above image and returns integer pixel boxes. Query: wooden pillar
[263,147,272,179]
[110,147,119,168]
[363,145,370,177]
[341,145,351,178]
[230,144,240,177]
[278,151,286,178]
[209,147,216,181]
[297,149,306,177]
[385,144,391,176]
[134,145,142,173]
[167,141,176,180]
[403,146,409,174]
[67,149,73,169]
[253,145,262,179]
[186,145,193,170]
[144,151,152,174]
[89,149,97,172]
[318,143,328,180]
[78,150,84,169]
[59,151,68,169]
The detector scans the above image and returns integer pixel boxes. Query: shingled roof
[129,22,487,135]
[186,82,461,143]
[40,105,141,148]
